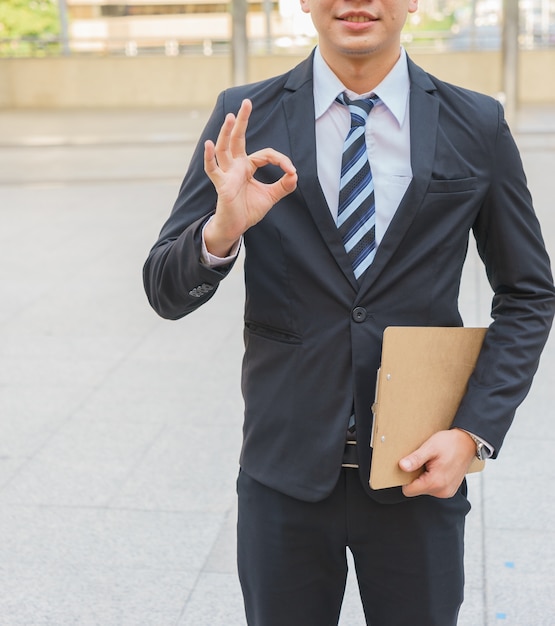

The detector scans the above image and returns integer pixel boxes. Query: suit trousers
[237,468,471,626]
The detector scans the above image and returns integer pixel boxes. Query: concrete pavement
[0,104,554,625]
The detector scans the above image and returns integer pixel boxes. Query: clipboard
[369,326,487,490]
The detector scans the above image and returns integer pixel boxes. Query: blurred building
[65,0,316,54]
[63,0,554,55]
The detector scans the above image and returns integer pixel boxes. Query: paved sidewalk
[0,104,554,625]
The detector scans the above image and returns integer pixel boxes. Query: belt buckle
[341,440,359,469]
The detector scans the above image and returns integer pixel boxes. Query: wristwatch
[467,433,488,461]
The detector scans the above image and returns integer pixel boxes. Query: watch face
[476,443,487,461]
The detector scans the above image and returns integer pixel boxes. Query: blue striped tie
[336,93,379,281]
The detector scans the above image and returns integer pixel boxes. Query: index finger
[229,99,253,158]
[401,471,430,498]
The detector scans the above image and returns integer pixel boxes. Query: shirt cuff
[200,216,242,267]
[461,429,494,459]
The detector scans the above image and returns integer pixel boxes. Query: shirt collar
[313,46,410,127]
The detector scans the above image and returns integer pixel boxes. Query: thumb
[399,444,430,473]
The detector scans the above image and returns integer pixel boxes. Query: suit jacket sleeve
[451,101,555,453]
[143,91,238,320]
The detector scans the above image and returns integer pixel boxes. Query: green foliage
[0,0,60,56]
[0,0,60,38]
[405,12,456,35]
[402,11,456,48]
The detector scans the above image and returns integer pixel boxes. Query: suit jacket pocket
[427,177,478,194]
[245,321,302,345]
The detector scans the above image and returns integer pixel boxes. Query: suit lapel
[357,60,439,294]
[283,55,360,290]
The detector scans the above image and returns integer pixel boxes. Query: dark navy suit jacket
[144,52,555,503]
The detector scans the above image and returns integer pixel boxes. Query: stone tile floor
[0,105,554,625]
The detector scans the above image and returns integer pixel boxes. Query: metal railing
[1,26,553,58]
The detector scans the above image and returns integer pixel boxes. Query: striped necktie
[336,93,379,281]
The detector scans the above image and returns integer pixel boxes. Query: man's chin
[339,44,382,57]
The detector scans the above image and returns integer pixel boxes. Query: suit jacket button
[352,307,367,322]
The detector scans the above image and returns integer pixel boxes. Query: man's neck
[319,45,402,95]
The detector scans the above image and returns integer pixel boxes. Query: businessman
[143,0,555,623]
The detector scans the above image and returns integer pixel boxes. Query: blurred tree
[0,0,60,55]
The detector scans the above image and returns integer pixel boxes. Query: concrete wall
[0,49,553,109]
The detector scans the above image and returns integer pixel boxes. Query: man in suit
[143,0,555,622]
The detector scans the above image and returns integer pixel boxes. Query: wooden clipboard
[369,326,487,490]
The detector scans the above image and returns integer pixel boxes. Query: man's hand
[399,429,477,499]
[203,98,298,257]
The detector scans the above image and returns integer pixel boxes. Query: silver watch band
[467,433,488,461]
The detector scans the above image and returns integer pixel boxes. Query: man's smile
[337,12,379,26]
[342,15,374,22]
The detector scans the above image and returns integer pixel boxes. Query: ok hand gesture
[203,99,298,257]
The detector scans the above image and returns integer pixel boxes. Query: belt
[341,432,359,469]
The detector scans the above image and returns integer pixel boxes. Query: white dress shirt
[313,46,412,243]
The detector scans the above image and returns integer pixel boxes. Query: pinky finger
[204,140,219,179]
